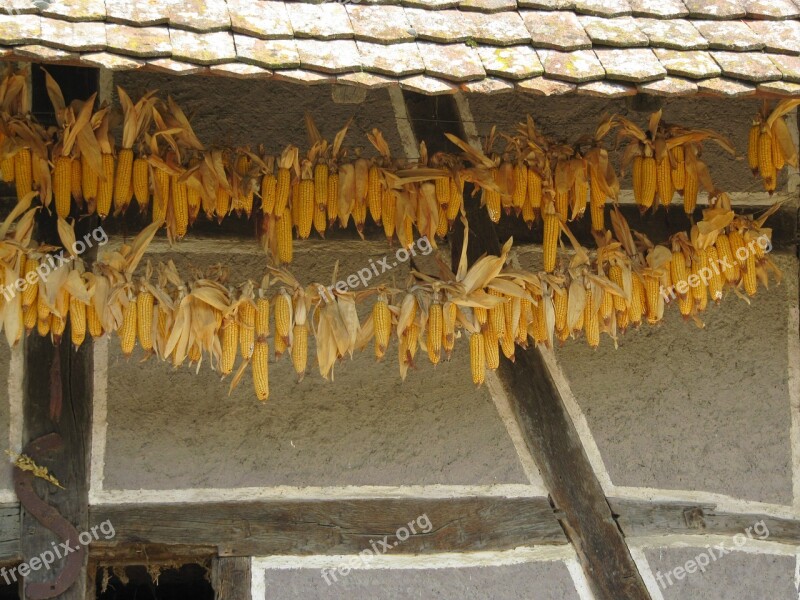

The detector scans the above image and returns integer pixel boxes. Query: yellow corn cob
[277,207,293,264]
[522,198,535,228]
[744,252,757,297]
[133,157,149,213]
[683,165,698,215]
[470,332,485,385]
[512,164,527,209]
[527,168,542,212]
[446,178,462,223]
[427,302,443,365]
[136,291,154,352]
[589,172,605,231]
[706,247,723,302]
[219,318,238,375]
[599,288,613,327]
[640,156,656,208]
[214,185,230,223]
[488,289,506,337]
[747,123,760,174]
[608,265,626,311]
[529,297,546,345]
[53,156,72,218]
[644,275,660,324]
[435,176,450,207]
[715,234,737,283]
[629,275,643,326]
[759,130,777,193]
[239,301,255,361]
[616,308,629,332]
[327,172,339,225]
[152,168,169,223]
[255,297,269,340]
[671,251,692,317]
[484,322,500,370]
[37,291,50,323]
[632,155,644,206]
[573,176,588,215]
[382,188,396,240]
[313,201,326,237]
[97,153,115,218]
[14,148,31,203]
[291,323,308,377]
[81,153,98,201]
[172,175,189,238]
[555,190,569,219]
[188,342,201,364]
[24,302,36,332]
[114,147,134,212]
[656,156,673,207]
[261,172,277,215]
[373,296,391,359]
[728,229,745,281]
[500,328,515,360]
[435,206,449,238]
[484,185,501,223]
[274,332,287,358]
[773,127,785,171]
[474,306,488,327]
[21,258,38,309]
[274,292,292,348]
[187,185,201,222]
[119,299,137,357]
[543,213,559,273]
[584,290,599,348]
[314,162,329,211]
[69,297,86,347]
[37,315,50,337]
[443,301,458,357]
[0,155,14,182]
[51,311,66,342]
[367,165,382,224]
[252,340,269,402]
[275,168,291,216]
[691,249,708,312]
[517,298,532,346]
[297,179,314,239]
[87,302,103,338]
[70,158,82,204]
[671,145,685,191]
[554,290,568,334]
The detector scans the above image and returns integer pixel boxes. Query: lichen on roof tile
[758,81,800,96]
[574,0,631,17]
[711,51,782,82]
[577,80,636,97]
[169,0,231,33]
[105,0,170,27]
[628,0,688,18]
[477,45,544,78]
[746,20,800,55]
[146,57,207,75]
[13,44,76,61]
[637,19,708,50]
[523,10,592,50]
[0,0,38,16]
[578,16,648,47]
[697,77,756,96]
[80,52,144,71]
[273,69,335,85]
[538,48,604,82]
[468,11,531,45]
[683,0,746,19]
[402,0,460,8]
[357,40,425,76]
[595,47,665,81]
[399,74,457,94]
[227,0,293,40]
[517,75,577,94]
[518,0,575,8]
[744,0,800,19]
[286,3,353,40]
[461,77,515,93]
[0,14,40,45]
[296,38,361,73]
[40,18,105,51]
[418,41,486,81]
[404,8,475,43]
[769,53,800,82]
[107,24,172,58]
[459,0,518,13]
[638,76,699,96]
[653,48,721,78]
[347,5,414,43]
[41,0,105,22]
[337,71,396,88]
[234,35,299,69]
[209,62,272,79]
[169,29,236,65]
[692,20,763,50]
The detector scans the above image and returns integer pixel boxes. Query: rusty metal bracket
[13,433,85,599]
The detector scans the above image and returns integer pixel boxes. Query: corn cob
[135,290,154,352]
[255,297,269,340]
[488,289,506,337]
[21,258,38,309]
[297,179,314,239]
[275,167,291,216]
[114,147,134,212]
[152,168,169,223]
[691,249,708,312]
[484,184,501,223]
[608,265,626,312]
[188,342,201,364]
[81,153,98,202]
[773,127,785,171]
[427,302,443,365]
[277,207,293,264]
[435,176,450,207]
[443,301,458,357]
[13,148,31,203]
[327,172,339,225]
[435,206,449,238]
[382,188,396,240]
[683,165,698,215]
[656,155,674,207]
[474,306,488,327]
[37,314,50,337]
[527,168,542,212]
[584,290,599,348]
[23,302,36,332]
[119,299,137,357]
[51,312,67,343]
[573,176,588,216]
[747,123,760,174]
[187,185,201,222]
[512,164,527,209]
[37,291,50,324]
[555,190,569,219]
[484,322,500,370]
[252,340,269,402]
[274,292,292,349]
[744,252,757,297]
[373,295,391,359]
[670,145,685,191]
[291,323,308,376]
[220,318,238,375]
[133,158,149,213]
[0,155,14,182]
[706,247,723,302]
[554,290,568,335]
[715,234,737,284]
[53,156,72,218]
[367,165,382,224]
[522,198,535,228]
[261,172,277,215]
[214,184,230,222]
[589,171,605,231]
[543,213,559,273]
[69,297,86,347]
[173,175,189,238]
[403,322,419,361]
[517,298,532,346]
[758,130,777,193]
[313,202,327,237]
[671,251,693,317]
[446,178,462,223]
[640,156,656,208]
[239,301,255,360]
[87,302,103,338]
[531,298,548,345]
[97,153,115,218]
[469,332,485,385]
[632,155,644,206]
[629,275,643,326]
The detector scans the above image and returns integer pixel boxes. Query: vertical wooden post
[212,556,251,600]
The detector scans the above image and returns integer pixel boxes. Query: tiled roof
[0,0,799,96]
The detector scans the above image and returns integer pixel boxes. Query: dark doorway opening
[95,564,214,600]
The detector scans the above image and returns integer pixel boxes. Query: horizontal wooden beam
[89,497,566,557]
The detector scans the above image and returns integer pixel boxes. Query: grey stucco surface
[261,561,580,600]
[102,241,530,490]
[644,546,796,600]
[553,253,797,505]
[0,343,13,491]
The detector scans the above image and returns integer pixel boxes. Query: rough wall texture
[260,561,580,600]
[0,344,12,491]
[102,241,529,490]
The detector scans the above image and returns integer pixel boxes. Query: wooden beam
[89,497,566,557]
[400,90,652,600]
[212,557,251,600]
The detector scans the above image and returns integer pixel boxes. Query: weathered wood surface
[90,496,567,557]
[212,556,251,600]
[0,504,20,563]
